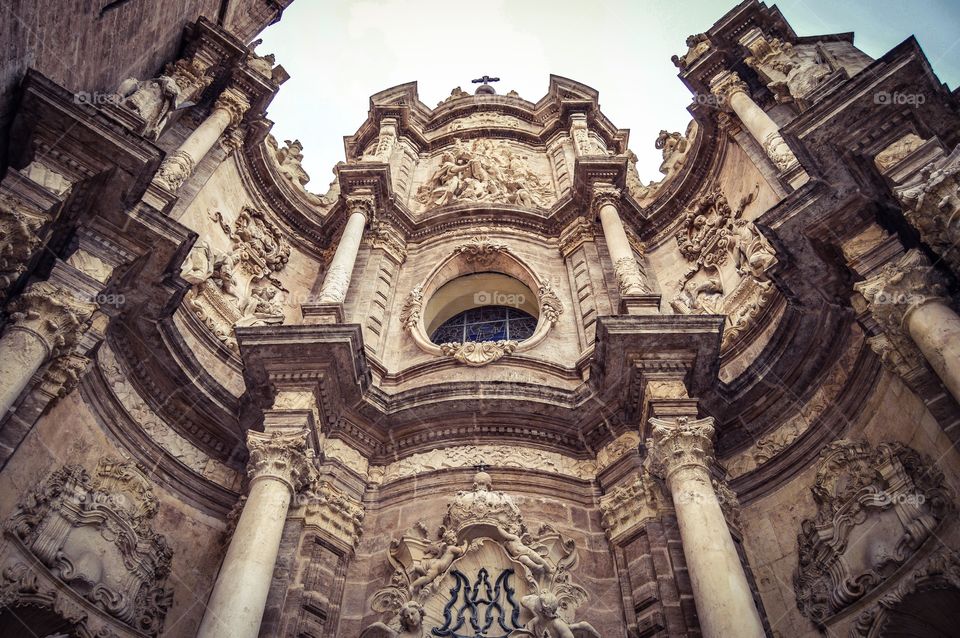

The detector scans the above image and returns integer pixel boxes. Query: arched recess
[400,236,563,366]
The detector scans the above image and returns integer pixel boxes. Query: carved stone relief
[362,472,599,638]
[1,459,174,636]
[371,445,596,485]
[185,206,291,351]
[599,469,667,542]
[414,139,555,210]
[291,480,366,551]
[794,440,953,625]
[893,144,960,275]
[266,134,339,208]
[0,193,48,294]
[671,33,709,70]
[670,186,777,349]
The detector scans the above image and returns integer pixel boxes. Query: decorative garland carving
[793,440,953,625]
[3,459,173,636]
[362,472,599,638]
[439,340,518,366]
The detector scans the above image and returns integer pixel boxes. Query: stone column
[856,249,960,403]
[153,86,250,191]
[710,70,798,172]
[197,428,315,638]
[0,281,96,418]
[647,416,765,638]
[592,184,649,296]
[316,190,375,303]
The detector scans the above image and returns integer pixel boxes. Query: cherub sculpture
[511,592,600,638]
[360,601,425,638]
[408,530,467,594]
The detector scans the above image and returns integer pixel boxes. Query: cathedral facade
[0,1,959,636]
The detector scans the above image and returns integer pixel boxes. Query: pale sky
[256,0,960,189]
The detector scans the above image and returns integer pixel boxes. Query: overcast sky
[256,0,960,189]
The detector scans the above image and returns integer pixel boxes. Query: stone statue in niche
[185,207,290,351]
[114,57,211,138]
[362,472,599,638]
[414,138,554,209]
[793,440,953,626]
[742,29,833,103]
[671,185,777,348]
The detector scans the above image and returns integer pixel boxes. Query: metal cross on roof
[471,75,500,85]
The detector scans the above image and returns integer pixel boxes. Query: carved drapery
[362,472,599,638]
[1,459,173,636]
[670,186,777,349]
[794,440,953,625]
[740,28,833,104]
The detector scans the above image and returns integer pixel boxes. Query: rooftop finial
[471,75,500,95]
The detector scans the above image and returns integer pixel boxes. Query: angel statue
[360,601,426,638]
[408,530,467,595]
[510,592,601,638]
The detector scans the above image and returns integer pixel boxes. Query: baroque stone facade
[0,2,958,637]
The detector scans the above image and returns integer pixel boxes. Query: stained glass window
[430,306,537,344]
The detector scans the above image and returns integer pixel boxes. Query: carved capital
[0,195,46,293]
[590,183,622,217]
[345,190,376,223]
[709,70,748,105]
[646,416,716,481]
[153,149,196,191]
[213,86,251,128]
[7,280,97,355]
[298,480,366,550]
[855,249,948,333]
[246,428,316,494]
[558,217,597,257]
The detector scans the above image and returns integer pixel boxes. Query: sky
[256,0,960,188]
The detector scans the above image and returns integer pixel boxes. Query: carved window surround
[400,235,563,366]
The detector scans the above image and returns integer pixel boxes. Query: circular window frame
[400,236,563,366]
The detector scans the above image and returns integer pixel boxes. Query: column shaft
[596,196,649,297]
[668,465,765,638]
[0,329,49,416]
[196,477,292,638]
[178,107,234,165]
[318,210,366,303]
[906,300,960,403]
[727,91,779,150]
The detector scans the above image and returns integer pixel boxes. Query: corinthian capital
[345,190,376,223]
[214,87,251,128]
[7,280,97,355]
[246,428,316,494]
[709,70,749,105]
[646,416,716,481]
[854,249,947,333]
[590,183,622,217]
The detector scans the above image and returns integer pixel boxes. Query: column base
[619,294,661,315]
[300,302,344,325]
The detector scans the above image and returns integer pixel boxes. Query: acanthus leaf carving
[439,340,517,366]
[246,428,316,494]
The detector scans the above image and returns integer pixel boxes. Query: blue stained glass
[430,305,538,344]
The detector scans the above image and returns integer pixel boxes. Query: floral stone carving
[414,138,555,210]
[670,186,777,349]
[2,459,173,636]
[362,472,599,638]
[793,440,953,625]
